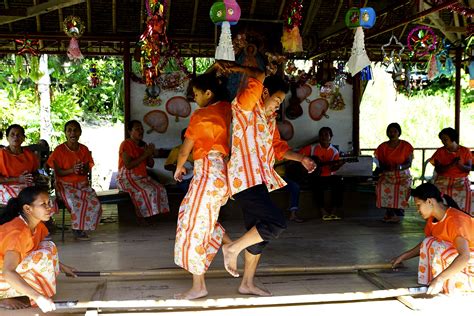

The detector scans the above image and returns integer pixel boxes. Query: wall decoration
[308,98,329,121]
[63,16,85,61]
[407,26,437,57]
[277,120,294,141]
[144,85,162,106]
[165,96,191,121]
[265,52,287,75]
[296,84,312,101]
[144,110,169,134]
[286,81,303,120]
[210,0,241,61]
[281,0,304,53]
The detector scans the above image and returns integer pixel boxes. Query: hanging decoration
[407,26,437,57]
[281,0,304,53]
[345,7,376,29]
[308,98,329,121]
[29,56,44,82]
[15,38,40,56]
[333,61,348,88]
[63,16,85,61]
[144,85,162,107]
[89,63,100,88]
[210,0,241,61]
[346,26,371,77]
[434,41,455,78]
[139,0,168,90]
[381,34,404,73]
[265,52,287,75]
[449,1,474,18]
[144,110,169,134]
[165,96,191,122]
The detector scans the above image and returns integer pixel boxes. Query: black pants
[233,184,287,255]
[310,175,344,209]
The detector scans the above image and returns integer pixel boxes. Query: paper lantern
[210,0,241,61]
[345,7,376,29]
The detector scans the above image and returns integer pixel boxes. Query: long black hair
[190,71,229,103]
[0,186,49,225]
[411,182,460,210]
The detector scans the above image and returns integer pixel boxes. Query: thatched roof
[0,0,470,60]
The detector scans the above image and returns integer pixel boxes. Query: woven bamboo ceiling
[0,0,471,60]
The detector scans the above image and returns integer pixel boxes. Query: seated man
[299,127,345,220]
[275,160,302,222]
[164,128,194,193]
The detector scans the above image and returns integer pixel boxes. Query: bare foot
[0,297,30,310]
[222,244,239,277]
[238,284,272,296]
[173,288,208,300]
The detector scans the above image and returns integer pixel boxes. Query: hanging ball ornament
[63,16,85,38]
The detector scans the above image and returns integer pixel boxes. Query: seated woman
[117,120,169,222]
[0,124,39,205]
[430,127,472,215]
[0,186,76,313]
[374,123,414,223]
[391,183,473,295]
[47,120,103,241]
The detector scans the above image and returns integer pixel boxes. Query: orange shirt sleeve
[272,127,290,160]
[234,78,264,112]
[298,145,311,157]
[184,110,200,142]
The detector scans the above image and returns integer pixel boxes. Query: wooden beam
[112,0,117,33]
[191,0,199,35]
[86,0,92,32]
[331,0,344,26]
[454,47,461,135]
[352,73,360,155]
[0,8,27,16]
[249,0,257,18]
[302,0,322,37]
[0,0,85,25]
[124,41,131,139]
[421,1,458,43]
[4,0,14,32]
[278,0,287,19]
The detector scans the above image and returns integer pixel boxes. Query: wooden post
[123,41,131,138]
[352,73,361,155]
[454,47,461,136]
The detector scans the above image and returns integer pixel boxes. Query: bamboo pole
[74,263,395,278]
[54,286,427,310]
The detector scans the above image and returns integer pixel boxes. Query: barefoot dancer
[217,61,316,296]
[173,71,232,299]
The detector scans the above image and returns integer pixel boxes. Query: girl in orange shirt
[47,120,103,241]
[391,183,473,295]
[0,186,76,313]
[430,127,472,215]
[173,71,232,299]
[0,124,39,205]
[374,123,414,223]
[117,120,169,223]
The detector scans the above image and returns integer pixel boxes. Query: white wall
[130,80,354,183]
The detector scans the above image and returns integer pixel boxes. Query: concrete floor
[4,203,474,315]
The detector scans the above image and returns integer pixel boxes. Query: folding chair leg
[62,207,65,242]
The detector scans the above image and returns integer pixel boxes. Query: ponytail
[411,182,461,210]
[0,197,21,224]
[0,186,49,225]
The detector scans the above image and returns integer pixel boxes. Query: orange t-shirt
[424,208,474,247]
[374,140,414,170]
[0,148,39,181]
[118,139,148,177]
[0,217,48,267]
[185,101,232,160]
[47,143,94,184]
[429,146,472,178]
[299,144,339,176]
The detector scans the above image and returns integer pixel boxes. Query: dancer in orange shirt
[0,186,76,313]
[392,183,473,294]
[217,61,316,296]
[374,123,414,223]
[0,124,39,205]
[430,127,472,215]
[117,121,169,224]
[174,71,232,299]
[47,120,103,240]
